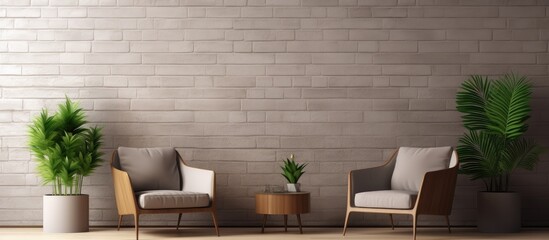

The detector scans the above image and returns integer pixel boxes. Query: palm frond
[502,138,543,172]
[54,97,86,135]
[457,131,503,181]
[486,74,531,139]
[456,75,491,131]
[81,126,103,176]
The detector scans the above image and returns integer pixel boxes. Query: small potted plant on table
[28,98,103,233]
[281,154,307,192]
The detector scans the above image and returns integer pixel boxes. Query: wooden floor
[1,227,548,240]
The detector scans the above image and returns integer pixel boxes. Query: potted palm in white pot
[28,98,103,233]
[456,74,543,233]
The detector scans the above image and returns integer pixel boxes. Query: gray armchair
[343,146,459,240]
[111,147,219,240]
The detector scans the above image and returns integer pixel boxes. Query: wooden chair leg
[412,214,417,240]
[445,215,451,233]
[117,215,123,231]
[210,210,220,236]
[176,213,182,230]
[134,214,140,240]
[389,214,395,230]
[342,211,351,236]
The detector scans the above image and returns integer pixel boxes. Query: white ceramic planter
[43,194,89,233]
[287,183,301,192]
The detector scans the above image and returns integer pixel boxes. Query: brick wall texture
[1,0,549,227]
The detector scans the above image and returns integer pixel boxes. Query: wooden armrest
[111,167,137,215]
[415,166,458,215]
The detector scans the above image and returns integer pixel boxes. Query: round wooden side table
[255,192,310,234]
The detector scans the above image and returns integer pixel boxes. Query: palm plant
[456,74,542,192]
[281,154,307,184]
[28,97,103,195]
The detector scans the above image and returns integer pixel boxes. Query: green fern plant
[456,74,542,192]
[28,97,103,195]
[280,154,307,184]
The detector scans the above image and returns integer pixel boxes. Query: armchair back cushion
[118,147,180,192]
[391,146,452,192]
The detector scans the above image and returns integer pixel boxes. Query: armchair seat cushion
[354,190,418,209]
[136,190,210,209]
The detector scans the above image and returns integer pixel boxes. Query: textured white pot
[287,183,301,192]
[43,194,89,233]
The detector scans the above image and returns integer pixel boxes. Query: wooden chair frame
[111,150,219,240]
[343,149,459,240]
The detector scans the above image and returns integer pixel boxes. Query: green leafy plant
[280,154,307,184]
[456,74,542,192]
[28,98,103,195]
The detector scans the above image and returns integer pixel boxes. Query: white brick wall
[0,0,548,227]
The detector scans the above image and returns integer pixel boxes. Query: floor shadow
[144,227,234,237]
